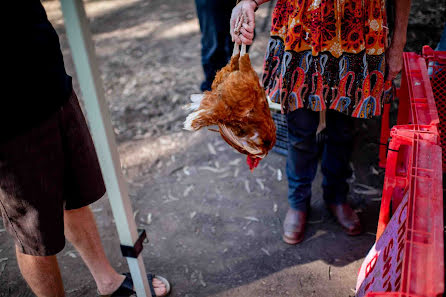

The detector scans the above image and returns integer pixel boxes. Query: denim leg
[321,110,354,205]
[195,0,234,91]
[286,109,320,212]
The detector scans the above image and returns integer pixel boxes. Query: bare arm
[386,0,411,80]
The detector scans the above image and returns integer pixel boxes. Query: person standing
[0,1,170,296]
[195,0,236,91]
[231,0,411,244]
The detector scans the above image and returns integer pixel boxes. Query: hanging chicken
[184,25,276,171]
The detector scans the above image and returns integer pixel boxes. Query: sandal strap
[147,274,157,297]
[114,273,135,296]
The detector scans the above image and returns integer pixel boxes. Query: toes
[154,286,167,296]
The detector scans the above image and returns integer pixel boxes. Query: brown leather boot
[329,203,362,236]
[283,208,307,244]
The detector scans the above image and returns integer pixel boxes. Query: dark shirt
[3,1,72,142]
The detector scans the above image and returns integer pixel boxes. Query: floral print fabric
[262,0,392,118]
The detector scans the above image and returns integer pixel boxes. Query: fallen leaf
[244,180,251,193]
[243,216,259,222]
[261,248,270,256]
[183,185,194,197]
[207,143,216,155]
[256,178,265,190]
[199,166,226,173]
[229,158,241,166]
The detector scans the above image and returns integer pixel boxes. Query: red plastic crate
[356,125,444,297]
[379,51,440,168]
[422,46,446,171]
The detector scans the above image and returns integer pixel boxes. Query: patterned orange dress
[262,0,393,118]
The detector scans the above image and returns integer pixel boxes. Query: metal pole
[59,1,151,296]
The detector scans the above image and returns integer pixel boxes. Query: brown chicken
[184,45,276,171]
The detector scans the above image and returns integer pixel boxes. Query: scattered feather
[256,178,265,190]
[277,169,282,181]
[273,203,278,213]
[244,180,251,193]
[133,210,139,219]
[214,161,220,168]
[207,143,216,155]
[146,213,152,225]
[223,248,228,253]
[261,248,270,256]
[183,166,191,176]
[190,211,197,219]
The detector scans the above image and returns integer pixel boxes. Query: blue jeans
[286,109,354,212]
[195,0,234,91]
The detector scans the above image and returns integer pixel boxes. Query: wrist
[389,36,406,51]
[239,0,260,11]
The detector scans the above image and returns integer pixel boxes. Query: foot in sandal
[98,272,171,297]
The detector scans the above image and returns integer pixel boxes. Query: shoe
[328,203,362,236]
[282,208,307,244]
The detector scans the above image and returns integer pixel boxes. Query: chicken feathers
[184,49,276,171]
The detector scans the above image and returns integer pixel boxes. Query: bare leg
[64,206,166,295]
[16,247,65,297]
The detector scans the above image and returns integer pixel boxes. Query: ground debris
[229,158,242,166]
[256,178,265,190]
[65,251,77,258]
[183,185,194,197]
[261,248,270,256]
[207,143,216,155]
[199,166,227,173]
[353,183,381,195]
[243,216,259,222]
[183,166,191,176]
[244,180,251,193]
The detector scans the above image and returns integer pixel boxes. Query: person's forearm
[390,0,411,49]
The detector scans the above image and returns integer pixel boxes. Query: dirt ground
[0,1,444,296]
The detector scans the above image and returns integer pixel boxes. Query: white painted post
[59,1,151,296]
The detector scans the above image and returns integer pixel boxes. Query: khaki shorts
[0,92,106,256]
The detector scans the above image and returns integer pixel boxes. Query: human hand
[230,0,256,45]
[385,43,405,81]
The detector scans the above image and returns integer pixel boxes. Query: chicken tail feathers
[184,109,205,131]
[183,94,204,112]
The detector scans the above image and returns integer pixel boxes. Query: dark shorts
[0,92,106,256]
